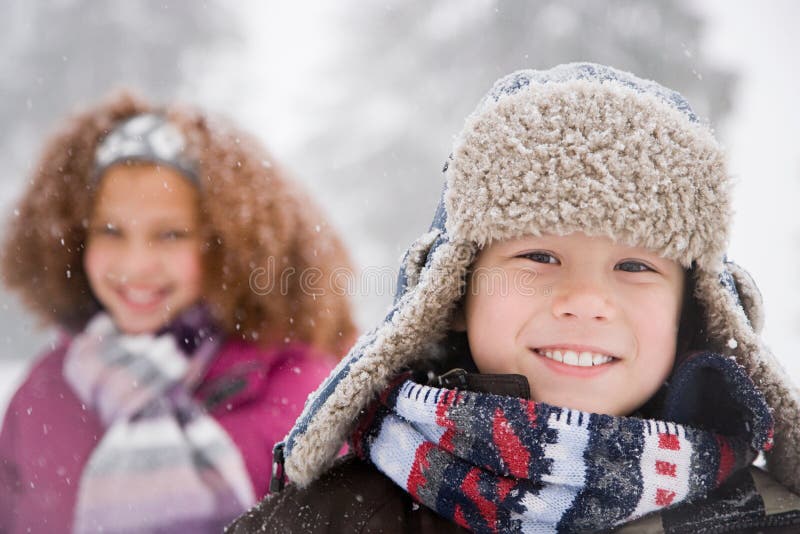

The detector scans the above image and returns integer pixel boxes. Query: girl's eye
[160,230,189,241]
[520,252,559,265]
[92,224,120,237]
[616,260,654,273]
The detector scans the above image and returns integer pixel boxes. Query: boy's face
[459,232,684,416]
[84,164,204,335]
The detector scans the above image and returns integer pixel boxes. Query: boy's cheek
[466,299,524,348]
[515,269,542,297]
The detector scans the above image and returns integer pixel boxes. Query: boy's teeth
[542,349,612,367]
[563,351,579,365]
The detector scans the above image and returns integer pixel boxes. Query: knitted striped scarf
[63,312,255,533]
[352,352,774,533]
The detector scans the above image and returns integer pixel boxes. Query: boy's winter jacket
[230,456,800,533]
[0,336,335,534]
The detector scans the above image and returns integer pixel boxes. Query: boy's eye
[615,260,654,273]
[520,252,559,265]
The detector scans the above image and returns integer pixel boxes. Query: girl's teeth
[542,349,613,367]
[124,289,161,304]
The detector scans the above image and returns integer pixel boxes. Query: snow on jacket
[0,336,335,534]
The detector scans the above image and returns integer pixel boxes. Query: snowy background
[2,0,799,416]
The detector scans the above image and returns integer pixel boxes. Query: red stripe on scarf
[658,433,680,451]
[462,467,498,532]
[407,441,435,501]
[497,477,515,502]
[436,389,460,453]
[525,398,537,425]
[715,435,735,487]
[764,428,774,452]
[655,461,677,477]
[351,400,382,459]
[655,488,677,507]
[354,373,413,458]
[454,505,468,530]
[493,407,529,478]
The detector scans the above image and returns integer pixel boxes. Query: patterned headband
[93,113,198,185]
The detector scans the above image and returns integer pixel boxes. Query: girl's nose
[117,239,161,280]
[550,274,616,322]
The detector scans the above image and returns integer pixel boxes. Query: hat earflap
[724,260,765,333]
[696,265,800,495]
[397,229,443,295]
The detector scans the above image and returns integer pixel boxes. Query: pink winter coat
[0,337,336,534]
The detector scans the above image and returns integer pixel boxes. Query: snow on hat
[93,113,198,184]
[279,63,800,493]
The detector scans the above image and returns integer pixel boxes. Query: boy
[229,64,800,532]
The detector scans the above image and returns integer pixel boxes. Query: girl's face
[84,164,204,334]
[459,232,684,416]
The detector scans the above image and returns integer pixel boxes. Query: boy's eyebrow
[621,246,671,261]
[499,236,549,248]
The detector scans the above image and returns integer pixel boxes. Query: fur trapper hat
[280,63,800,493]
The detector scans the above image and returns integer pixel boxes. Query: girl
[0,91,356,533]
[229,64,800,533]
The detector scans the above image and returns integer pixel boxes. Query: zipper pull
[269,442,286,493]
[436,368,468,389]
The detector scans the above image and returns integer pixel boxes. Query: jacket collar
[430,368,531,399]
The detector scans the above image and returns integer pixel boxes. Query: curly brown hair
[2,90,356,356]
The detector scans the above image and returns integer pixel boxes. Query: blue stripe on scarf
[559,415,646,530]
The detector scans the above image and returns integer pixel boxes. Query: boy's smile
[458,232,685,416]
[535,346,615,367]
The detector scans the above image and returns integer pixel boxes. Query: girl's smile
[113,284,172,310]
[84,163,204,334]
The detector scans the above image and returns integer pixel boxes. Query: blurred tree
[0,0,738,357]
[291,0,735,278]
[0,0,240,359]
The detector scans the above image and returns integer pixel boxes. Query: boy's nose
[550,277,616,322]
